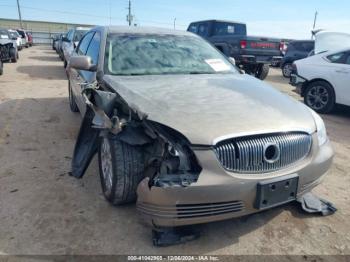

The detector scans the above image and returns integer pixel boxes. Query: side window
[198,24,208,37]
[345,53,350,65]
[188,24,197,33]
[77,32,94,55]
[86,32,101,65]
[327,52,347,64]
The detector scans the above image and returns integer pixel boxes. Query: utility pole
[16,0,23,28]
[311,11,318,39]
[173,18,176,30]
[127,0,133,26]
[313,11,318,30]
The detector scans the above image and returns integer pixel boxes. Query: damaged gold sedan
[66,26,336,246]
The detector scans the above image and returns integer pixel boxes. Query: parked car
[290,31,350,113]
[8,29,22,50]
[0,59,3,75]
[26,32,33,46]
[187,20,283,80]
[52,34,59,50]
[57,33,66,60]
[0,28,18,63]
[16,29,28,48]
[281,40,314,78]
[290,48,350,113]
[62,27,91,67]
[67,26,334,245]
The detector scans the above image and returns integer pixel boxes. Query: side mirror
[229,57,236,65]
[69,55,97,72]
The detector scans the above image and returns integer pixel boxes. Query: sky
[0,0,350,39]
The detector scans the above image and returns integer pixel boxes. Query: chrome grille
[214,132,312,174]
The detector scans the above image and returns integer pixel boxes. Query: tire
[68,81,79,112]
[64,59,67,68]
[255,64,269,80]
[10,48,17,63]
[98,136,145,205]
[304,81,335,114]
[282,63,293,78]
[0,61,3,75]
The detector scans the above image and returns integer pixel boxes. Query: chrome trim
[214,132,312,174]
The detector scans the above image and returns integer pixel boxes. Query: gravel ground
[0,46,349,256]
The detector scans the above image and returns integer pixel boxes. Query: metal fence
[31,30,65,45]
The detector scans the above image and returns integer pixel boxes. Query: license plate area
[255,174,299,210]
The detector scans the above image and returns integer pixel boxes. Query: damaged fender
[71,88,119,178]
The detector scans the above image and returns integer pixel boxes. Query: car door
[327,51,350,106]
[69,31,95,113]
[75,31,101,115]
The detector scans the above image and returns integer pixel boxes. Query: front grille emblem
[263,142,281,164]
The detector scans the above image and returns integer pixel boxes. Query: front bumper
[137,135,333,227]
[290,74,307,95]
[238,55,283,64]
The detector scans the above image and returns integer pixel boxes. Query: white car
[290,32,350,113]
[8,29,22,50]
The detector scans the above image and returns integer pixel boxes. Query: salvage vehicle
[291,31,350,113]
[281,40,314,78]
[67,26,336,246]
[8,29,22,51]
[16,29,28,48]
[0,59,3,75]
[187,20,283,80]
[0,28,18,63]
[62,27,91,68]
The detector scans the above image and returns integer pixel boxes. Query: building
[0,18,94,44]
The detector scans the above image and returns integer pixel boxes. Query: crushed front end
[137,132,334,228]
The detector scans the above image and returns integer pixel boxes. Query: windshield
[8,31,19,38]
[74,30,88,42]
[105,34,237,76]
[0,30,9,39]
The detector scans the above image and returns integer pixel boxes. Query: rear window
[213,22,246,36]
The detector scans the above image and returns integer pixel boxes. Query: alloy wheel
[306,86,329,111]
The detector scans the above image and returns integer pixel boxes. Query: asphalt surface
[0,46,349,255]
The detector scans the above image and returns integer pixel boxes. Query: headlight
[310,109,328,146]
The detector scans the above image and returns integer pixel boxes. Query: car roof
[95,26,196,36]
[322,47,350,55]
[189,19,246,25]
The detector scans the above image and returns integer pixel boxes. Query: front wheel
[304,81,335,114]
[282,63,293,78]
[68,81,79,112]
[98,136,145,205]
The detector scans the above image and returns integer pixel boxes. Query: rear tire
[304,81,335,114]
[255,64,269,80]
[0,61,3,75]
[68,81,79,112]
[98,136,145,205]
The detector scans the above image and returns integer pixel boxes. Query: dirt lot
[0,46,349,255]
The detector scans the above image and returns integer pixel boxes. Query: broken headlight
[310,109,328,146]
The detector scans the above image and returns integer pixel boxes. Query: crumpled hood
[103,73,315,145]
